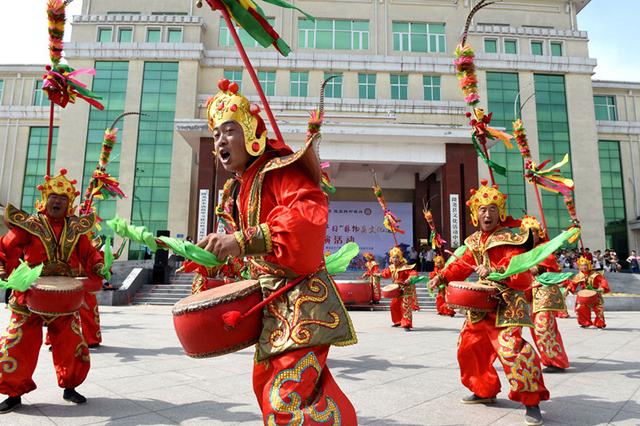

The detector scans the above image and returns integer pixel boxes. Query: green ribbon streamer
[472,134,507,177]
[261,0,315,20]
[536,272,573,286]
[325,242,360,275]
[101,235,114,281]
[107,216,157,251]
[0,261,43,292]
[445,245,467,267]
[157,236,223,268]
[487,227,580,282]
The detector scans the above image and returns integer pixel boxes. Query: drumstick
[444,249,476,271]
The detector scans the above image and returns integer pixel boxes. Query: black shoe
[391,324,401,327]
[543,365,566,374]
[0,396,21,414]
[404,327,412,332]
[524,405,543,426]
[460,394,496,404]
[88,343,100,349]
[63,388,87,404]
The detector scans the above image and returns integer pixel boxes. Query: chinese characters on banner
[325,201,414,262]
[197,189,210,241]
[449,194,460,248]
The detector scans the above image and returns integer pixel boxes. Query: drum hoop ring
[184,337,259,358]
[27,307,77,316]
[446,303,496,313]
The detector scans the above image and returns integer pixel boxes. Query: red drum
[172,279,262,358]
[382,283,402,299]
[27,276,85,316]
[79,277,102,294]
[576,289,599,306]
[334,280,372,305]
[445,281,498,312]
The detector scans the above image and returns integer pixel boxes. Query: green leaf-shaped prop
[101,235,114,281]
[106,216,157,251]
[158,236,223,268]
[325,242,360,275]
[536,272,574,286]
[0,261,43,291]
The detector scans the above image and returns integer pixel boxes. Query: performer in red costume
[0,169,105,413]
[568,257,610,328]
[197,80,357,425]
[381,247,418,331]
[428,180,548,426]
[361,252,381,304]
[79,289,102,347]
[431,255,455,316]
[520,216,570,372]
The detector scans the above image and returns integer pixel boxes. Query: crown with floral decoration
[520,215,546,239]
[363,252,375,261]
[388,247,406,263]
[35,168,80,214]
[466,179,508,226]
[206,78,267,157]
[577,256,592,270]
[434,255,445,267]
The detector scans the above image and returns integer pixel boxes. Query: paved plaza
[1,306,639,425]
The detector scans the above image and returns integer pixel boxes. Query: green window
[0,79,4,104]
[168,28,183,43]
[390,74,408,100]
[146,28,161,42]
[33,80,46,106]
[598,140,628,254]
[484,38,497,53]
[324,72,342,98]
[223,70,243,92]
[534,74,573,238]
[531,41,543,56]
[21,127,58,213]
[486,72,526,215]
[81,62,129,230]
[220,17,275,48]
[358,73,376,99]
[258,71,276,96]
[392,22,446,53]
[118,28,133,42]
[423,75,441,101]
[550,41,563,57]
[290,72,308,97]
[130,62,179,259]
[594,95,617,121]
[504,39,517,54]
[298,19,369,50]
[98,27,112,42]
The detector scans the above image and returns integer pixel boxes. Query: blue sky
[0,0,636,82]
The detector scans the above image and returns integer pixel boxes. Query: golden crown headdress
[466,179,508,226]
[206,78,267,157]
[577,256,592,270]
[520,215,546,239]
[35,168,80,214]
[363,252,375,261]
[389,247,406,263]
[434,255,445,267]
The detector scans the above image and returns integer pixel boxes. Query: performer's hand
[529,266,539,276]
[197,233,241,259]
[428,276,440,291]
[475,265,491,279]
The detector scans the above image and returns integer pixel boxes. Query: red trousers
[253,345,357,425]
[576,298,606,328]
[457,313,549,406]
[0,311,90,397]
[390,287,417,328]
[436,289,455,316]
[531,311,569,369]
[370,276,381,303]
[80,293,102,346]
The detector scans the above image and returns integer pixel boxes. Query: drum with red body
[445,281,498,312]
[381,283,402,299]
[26,276,85,315]
[334,280,372,305]
[79,277,103,294]
[576,289,599,307]
[172,279,262,358]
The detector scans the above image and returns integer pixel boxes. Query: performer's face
[477,204,500,232]
[579,263,590,273]
[391,254,402,265]
[46,194,69,219]
[213,120,251,174]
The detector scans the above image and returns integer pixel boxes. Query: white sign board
[197,189,210,241]
[216,189,227,234]
[449,194,460,248]
[324,201,414,263]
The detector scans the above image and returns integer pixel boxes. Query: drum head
[448,281,496,292]
[383,284,399,291]
[33,276,84,291]
[577,289,597,297]
[174,279,260,311]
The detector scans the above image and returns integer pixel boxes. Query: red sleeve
[380,268,391,279]
[490,245,533,291]
[441,248,475,283]
[538,253,560,273]
[263,165,329,276]
[372,264,380,274]
[0,227,31,273]
[76,234,104,280]
[594,275,611,293]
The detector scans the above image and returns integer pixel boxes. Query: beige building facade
[0,0,638,259]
